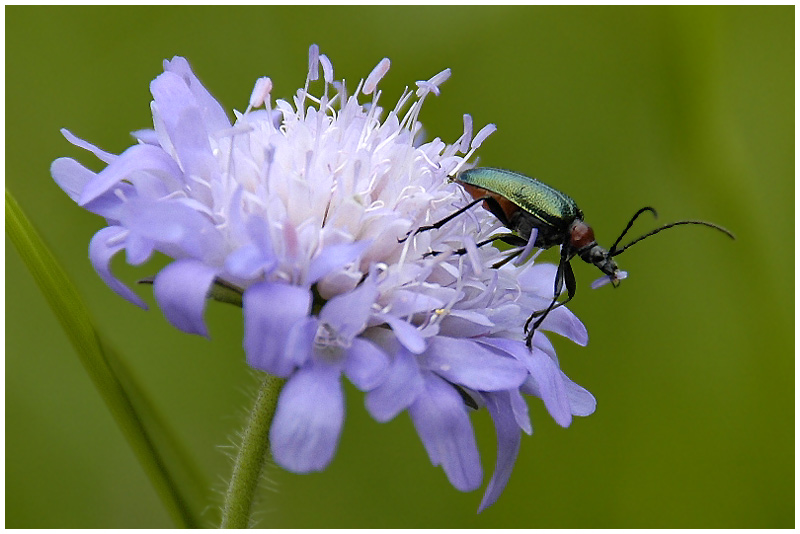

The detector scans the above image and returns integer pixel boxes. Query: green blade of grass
[6,189,203,528]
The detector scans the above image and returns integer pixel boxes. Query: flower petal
[88,226,147,309]
[377,312,427,354]
[482,337,573,427]
[509,387,532,435]
[270,361,344,472]
[224,215,278,279]
[422,336,527,391]
[478,391,523,513]
[52,157,132,220]
[163,56,232,132]
[131,128,160,145]
[532,331,558,362]
[365,345,423,422]
[563,373,596,417]
[516,264,589,345]
[153,259,217,337]
[344,338,389,391]
[409,372,482,492]
[50,157,92,202]
[124,233,155,266]
[522,350,572,428]
[150,71,220,189]
[284,316,318,370]
[320,278,378,341]
[78,144,183,206]
[224,244,272,280]
[539,305,589,346]
[306,241,370,285]
[517,262,559,299]
[121,198,224,262]
[243,282,312,377]
[385,289,445,317]
[60,128,116,164]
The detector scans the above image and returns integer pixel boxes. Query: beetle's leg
[496,234,529,247]
[529,260,577,321]
[562,260,577,302]
[524,257,565,342]
[491,248,525,269]
[398,196,491,243]
[525,251,576,348]
[423,233,526,259]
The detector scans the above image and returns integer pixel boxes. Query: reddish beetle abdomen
[461,183,520,223]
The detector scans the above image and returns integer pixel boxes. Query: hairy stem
[220,373,286,529]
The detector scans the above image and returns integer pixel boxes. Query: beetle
[403,167,734,348]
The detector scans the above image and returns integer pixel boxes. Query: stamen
[364,58,390,95]
[319,54,334,84]
[314,322,349,358]
[333,80,348,109]
[307,44,320,81]
[352,78,365,99]
[418,150,439,169]
[304,93,322,105]
[463,237,483,276]
[415,68,451,97]
[248,77,272,109]
[415,80,441,97]
[514,228,539,267]
[392,87,413,115]
[459,114,473,153]
[471,123,497,149]
[448,123,497,177]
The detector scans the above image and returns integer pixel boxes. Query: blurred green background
[6,6,793,528]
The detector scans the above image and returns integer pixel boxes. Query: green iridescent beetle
[405,167,734,348]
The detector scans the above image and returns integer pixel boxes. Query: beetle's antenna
[607,206,658,255]
[610,220,735,257]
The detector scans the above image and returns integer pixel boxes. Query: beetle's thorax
[570,220,620,277]
[509,210,566,248]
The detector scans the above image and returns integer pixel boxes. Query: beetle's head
[570,220,626,287]
[580,244,620,276]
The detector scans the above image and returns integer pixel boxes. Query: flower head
[52,45,595,511]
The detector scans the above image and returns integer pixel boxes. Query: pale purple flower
[51,45,595,511]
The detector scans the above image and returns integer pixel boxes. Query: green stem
[6,190,199,527]
[221,373,286,529]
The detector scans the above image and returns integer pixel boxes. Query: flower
[51,45,595,512]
